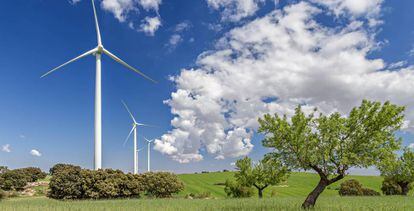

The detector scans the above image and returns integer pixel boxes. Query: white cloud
[19,134,26,139]
[174,21,191,32]
[101,0,137,22]
[167,34,183,48]
[311,0,383,18]
[2,144,11,153]
[139,16,162,36]
[388,61,407,69]
[408,143,414,149]
[156,1,414,163]
[69,0,82,4]
[206,0,265,22]
[30,149,42,157]
[70,0,163,35]
[139,0,162,11]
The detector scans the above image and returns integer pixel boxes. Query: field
[1,172,414,210]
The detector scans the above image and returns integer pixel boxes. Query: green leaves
[258,100,404,180]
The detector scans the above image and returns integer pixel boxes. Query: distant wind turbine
[41,0,156,170]
[144,137,155,172]
[122,101,153,174]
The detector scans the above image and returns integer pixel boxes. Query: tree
[235,156,289,198]
[258,100,404,209]
[378,148,414,195]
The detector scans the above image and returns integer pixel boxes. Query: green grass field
[1,172,413,210]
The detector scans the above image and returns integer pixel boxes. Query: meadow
[1,171,414,210]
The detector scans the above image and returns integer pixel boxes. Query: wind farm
[1,0,414,210]
[40,0,156,170]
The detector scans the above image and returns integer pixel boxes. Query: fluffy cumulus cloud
[2,144,11,153]
[206,0,265,22]
[30,149,42,157]
[156,0,414,163]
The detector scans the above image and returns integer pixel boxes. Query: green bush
[50,164,81,176]
[48,165,83,199]
[224,179,254,198]
[339,179,363,196]
[0,170,28,191]
[381,177,403,195]
[141,172,184,198]
[48,166,144,200]
[17,167,47,182]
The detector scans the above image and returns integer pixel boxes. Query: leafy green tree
[235,157,289,198]
[379,148,414,195]
[258,100,404,208]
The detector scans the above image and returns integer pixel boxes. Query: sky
[0,0,414,175]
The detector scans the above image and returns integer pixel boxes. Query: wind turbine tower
[41,0,156,170]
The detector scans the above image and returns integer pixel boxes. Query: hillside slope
[177,172,384,198]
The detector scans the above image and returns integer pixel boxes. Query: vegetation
[0,167,47,191]
[224,179,254,198]
[379,148,414,195]
[258,100,405,208]
[48,164,184,200]
[234,156,289,198]
[141,172,185,198]
[339,179,380,196]
[49,163,81,176]
[382,177,404,195]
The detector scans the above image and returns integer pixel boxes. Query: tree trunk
[301,178,328,209]
[398,182,410,196]
[258,189,263,198]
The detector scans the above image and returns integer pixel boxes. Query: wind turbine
[41,0,156,170]
[122,101,152,174]
[144,137,155,172]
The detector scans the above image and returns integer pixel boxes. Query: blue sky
[0,0,414,174]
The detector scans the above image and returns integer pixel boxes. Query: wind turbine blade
[121,100,137,123]
[41,48,97,78]
[143,137,150,143]
[137,123,157,128]
[102,48,157,83]
[122,126,135,146]
[137,147,145,152]
[91,0,102,45]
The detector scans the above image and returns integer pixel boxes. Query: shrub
[339,179,363,196]
[362,188,380,196]
[224,179,254,198]
[0,170,28,191]
[50,164,81,176]
[17,167,47,182]
[48,167,144,200]
[141,172,184,198]
[381,177,402,195]
[48,165,83,199]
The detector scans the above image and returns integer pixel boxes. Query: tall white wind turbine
[122,101,152,174]
[144,137,155,172]
[41,0,156,170]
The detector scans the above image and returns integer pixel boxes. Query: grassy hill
[177,171,385,198]
[3,171,414,210]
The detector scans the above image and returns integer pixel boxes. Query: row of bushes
[0,167,47,191]
[48,164,184,200]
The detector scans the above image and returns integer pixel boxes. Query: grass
[177,171,385,198]
[1,171,413,210]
